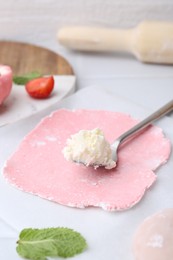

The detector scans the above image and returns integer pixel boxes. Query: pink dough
[0,65,13,105]
[133,208,173,260]
[3,109,171,211]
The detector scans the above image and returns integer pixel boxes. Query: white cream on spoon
[62,128,116,169]
[63,100,173,170]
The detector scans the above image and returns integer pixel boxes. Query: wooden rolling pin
[58,21,173,64]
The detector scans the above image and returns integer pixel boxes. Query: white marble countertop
[56,42,173,117]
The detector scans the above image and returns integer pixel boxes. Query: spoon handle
[118,99,173,143]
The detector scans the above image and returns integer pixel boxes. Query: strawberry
[25,76,54,99]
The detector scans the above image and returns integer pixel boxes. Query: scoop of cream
[62,128,116,169]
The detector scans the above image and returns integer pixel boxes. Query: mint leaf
[16,227,87,260]
[13,72,42,85]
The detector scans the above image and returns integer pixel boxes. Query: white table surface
[0,42,173,260]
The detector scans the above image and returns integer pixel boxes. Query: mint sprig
[16,227,87,260]
[13,72,42,85]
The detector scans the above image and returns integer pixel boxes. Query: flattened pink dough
[3,110,171,211]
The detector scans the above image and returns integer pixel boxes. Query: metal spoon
[111,99,173,166]
[73,100,173,169]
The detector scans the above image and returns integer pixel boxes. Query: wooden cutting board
[0,41,74,75]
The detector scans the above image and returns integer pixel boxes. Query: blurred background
[0,0,172,92]
[0,0,172,51]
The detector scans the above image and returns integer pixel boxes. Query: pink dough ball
[0,65,13,105]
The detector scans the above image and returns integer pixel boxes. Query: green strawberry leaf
[13,72,42,85]
[16,227,87,260]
